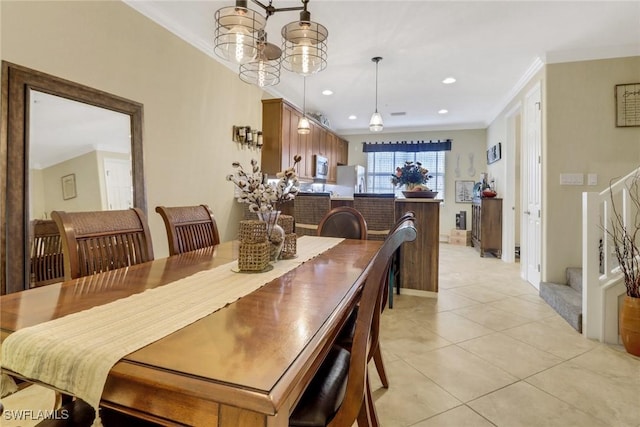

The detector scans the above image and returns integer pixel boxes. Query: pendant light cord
[303,76,306,117]
[372,56,382,113]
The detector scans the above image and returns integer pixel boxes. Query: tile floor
[372,243,640,427]
[2,243,639,426]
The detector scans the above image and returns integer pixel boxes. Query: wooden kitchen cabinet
[262,98,346,182]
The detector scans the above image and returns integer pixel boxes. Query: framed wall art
[487,142,502,164]
[455,180,475,203]
[61,173,77,200]
[615,83,640,127]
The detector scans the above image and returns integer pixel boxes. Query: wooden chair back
[330,216,417,425]
[317,207,368,240]
[155,205,220,255]
[29,219,65,287]
[51,208,154,280]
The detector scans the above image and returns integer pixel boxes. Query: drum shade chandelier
[215,0,328,87]
[369,57,384,132]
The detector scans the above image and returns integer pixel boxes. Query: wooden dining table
[0,237,382,426]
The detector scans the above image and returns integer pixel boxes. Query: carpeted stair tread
[539,281,582,332]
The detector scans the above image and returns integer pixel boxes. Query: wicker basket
[239,220,267,243]
[281,233,297,259]
[238,241,270,271]
[277,215,295,234]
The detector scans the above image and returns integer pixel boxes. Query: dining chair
[51,208,154,280]
[37,398,161,426]
[29,219,65,287]
[155,204,220,255]
[289,216,417,427]
[317,206,368,240]
[336,211,416,391]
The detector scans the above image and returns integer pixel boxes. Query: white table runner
[1,236,343,426]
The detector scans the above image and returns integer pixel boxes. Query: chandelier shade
[281,17,328,76]
[369,56,384,132]
[239,37,281,87]
[214,2,267,65]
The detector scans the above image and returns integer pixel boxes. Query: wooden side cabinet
[471,198,502,258]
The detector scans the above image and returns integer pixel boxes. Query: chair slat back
[317,207,368,240]
[52,208,154,280]
[155,205,220,255]
[329,216,417,426]
[30,219,65,287]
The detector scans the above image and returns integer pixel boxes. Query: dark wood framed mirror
[1,61,146,294]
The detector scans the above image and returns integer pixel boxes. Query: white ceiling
[124,0,640,134]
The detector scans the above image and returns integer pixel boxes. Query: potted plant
[607,170,640,356]
[391,161,437,198]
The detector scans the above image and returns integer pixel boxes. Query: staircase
[540,268,583,332]
[582,167,640,343]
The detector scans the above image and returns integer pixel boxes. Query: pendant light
[215,0,328,85]
[369,56,384,132]
[297,77,311,134]
[214,0,266,65]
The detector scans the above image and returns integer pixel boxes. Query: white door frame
[503,102,522,263]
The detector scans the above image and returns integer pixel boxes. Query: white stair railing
[582,167,640,342]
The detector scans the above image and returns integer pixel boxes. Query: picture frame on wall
[455,180,475,203]
[487,142,502,164]
[615,83,640,127]
[62,173,77,200]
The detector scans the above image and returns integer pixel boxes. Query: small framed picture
[61,173,77,200]
[615,83,640,127]
[487,142,502,164]
[455,180,475,203]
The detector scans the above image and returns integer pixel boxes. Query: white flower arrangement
[227,156,301,213]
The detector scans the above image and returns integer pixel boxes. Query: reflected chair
[155,204,220,255]
[30,219,65,287]
[317,207,368,240]
[290,216,417,427]
[51,208,154,280]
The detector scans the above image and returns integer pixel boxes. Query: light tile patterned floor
[372,243,640,426]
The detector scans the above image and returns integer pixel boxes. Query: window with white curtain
[366,151,446,197]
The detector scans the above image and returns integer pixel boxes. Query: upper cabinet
[262,99,347,183]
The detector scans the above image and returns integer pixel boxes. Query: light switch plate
[587,173,598,186]
[560,173,584,185]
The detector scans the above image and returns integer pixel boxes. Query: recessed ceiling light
[348,115,357,120]
[438,109,448,114]
[442,77,456,84]
[322,89,333,96]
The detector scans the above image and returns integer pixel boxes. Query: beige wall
[345,128,487,238]
[2,1,264,257]
[544,56,640,282]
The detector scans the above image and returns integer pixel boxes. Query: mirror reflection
[29,90,134,219]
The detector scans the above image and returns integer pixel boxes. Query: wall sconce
[233,125,262,149]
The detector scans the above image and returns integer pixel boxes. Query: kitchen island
[395,198,440,294]
[242,193,440,294]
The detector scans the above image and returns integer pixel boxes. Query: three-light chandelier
[214,0,328,87]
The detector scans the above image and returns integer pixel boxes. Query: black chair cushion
[336,307,358,348]
[289,346,350,427]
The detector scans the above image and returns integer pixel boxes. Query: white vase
[257,210,285,261]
